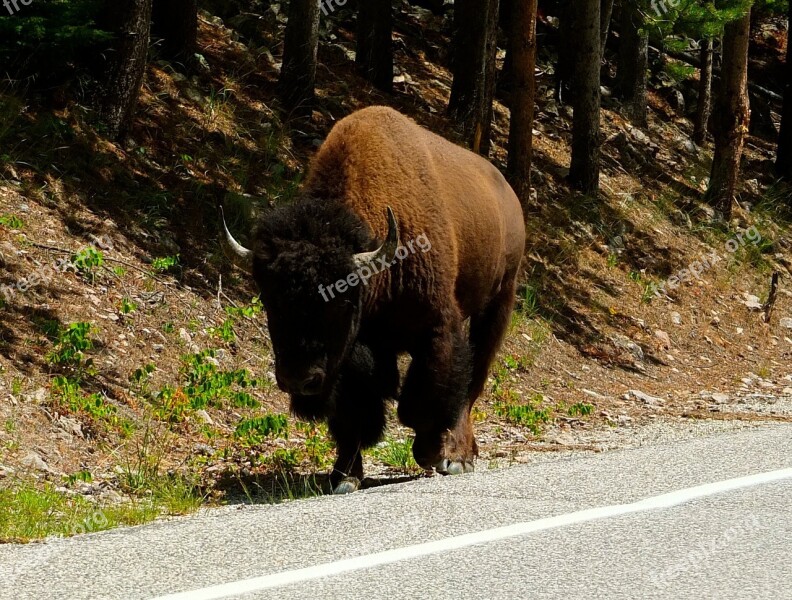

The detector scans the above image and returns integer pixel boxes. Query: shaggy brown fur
[246,106,525,490]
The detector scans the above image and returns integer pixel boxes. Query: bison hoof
[434,459,474,475]
[333,477,361,495]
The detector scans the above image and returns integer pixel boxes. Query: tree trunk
[693,38,713,146]
[356,0,393,92]
[278,0,321,118]
[96,0,153,140]
[507,0,538,209]
[151,0,198,61]
[499,0,516,93]
[569,0,601,194]
[556,0,575,103]
[600,0,614,55]
[776,3,792,179]
[706,11,751,220]
[617,0,648,127]
[448,0,501,154]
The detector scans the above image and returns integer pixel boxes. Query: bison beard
[222,106,526,494]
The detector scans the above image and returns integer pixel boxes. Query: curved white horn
[353,207,400,268]
[219,207,253,273]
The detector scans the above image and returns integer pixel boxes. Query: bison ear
[353,207,399,268]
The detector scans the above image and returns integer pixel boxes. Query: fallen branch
[763,271,780,324]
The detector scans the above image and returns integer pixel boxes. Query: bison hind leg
[468,272,519,403]
[328,343,398,494]
[399,325,476,475]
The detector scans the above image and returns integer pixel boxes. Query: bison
[222,106,525,493]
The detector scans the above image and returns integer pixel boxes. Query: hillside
[1,3,791,540]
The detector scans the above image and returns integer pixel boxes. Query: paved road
[1,423,791,600]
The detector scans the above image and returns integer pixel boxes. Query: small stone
[617,414,633,426]
[0,464,15,478]
[194,410,214,425]
[780,318,792,329]
[743,294,763,310]
[193,443,214,456]
[626,390,665,407]
[712,393,730,404]
[655,330,671,349]
[21,451,54,473]
[58,416,84,439]
[671,312,682,325]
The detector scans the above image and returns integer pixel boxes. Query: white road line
[151,467,792,600]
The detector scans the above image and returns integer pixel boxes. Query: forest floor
[1,4,791,541]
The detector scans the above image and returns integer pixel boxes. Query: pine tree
[151,0,198,62]
[569,0,601,194]
[96,0,153,140]
[448,0,501,154]
[357,0,393,92]
[775,0,792,179]
[617,1,649,127]
[507,0,538,208]
[279,0,321,118]
[706,8,752,219]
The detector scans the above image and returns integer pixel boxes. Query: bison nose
[299,371,325,396]
[277,369,326,396]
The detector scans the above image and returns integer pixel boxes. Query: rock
[193,443,215,456]
[617,414,633,426]
[21,451,55,474]
[743,294,763,311]
[667,89,685,113]
[626,390,665,407]
[744,179,761,196]
[654,330,671,350]
[179,328,192,343]
[27,388,48,404]
[712,393,730,404]
[0,464,15,478]
[58,416,84,439]
[194,410,214,425]
[783,388,792,396]
[780,317,792,329]
[671,312,682,325]
[611,334,644,363]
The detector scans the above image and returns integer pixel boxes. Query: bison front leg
[327,344,397,494]
[398,324,476,475]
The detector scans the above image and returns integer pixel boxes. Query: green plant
[180,350,261,410]
[51,376,133,436]
[494,393,551,435]
[297,421,334,468]
[151,255,180,273]
[47,322,95,379]
[63,470,93,486]
[120,297,137,315]
[517,284,540,319]
[234,414,289,445]
[71,246,104,282]
[209,318,236,344]
[225,297,263,319]
[0,214,23,229]
[568,402,594,417]
[370,438,420,471]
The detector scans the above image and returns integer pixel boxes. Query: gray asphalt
[1,423,791,600]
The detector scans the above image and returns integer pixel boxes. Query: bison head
[221,202,398,402]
